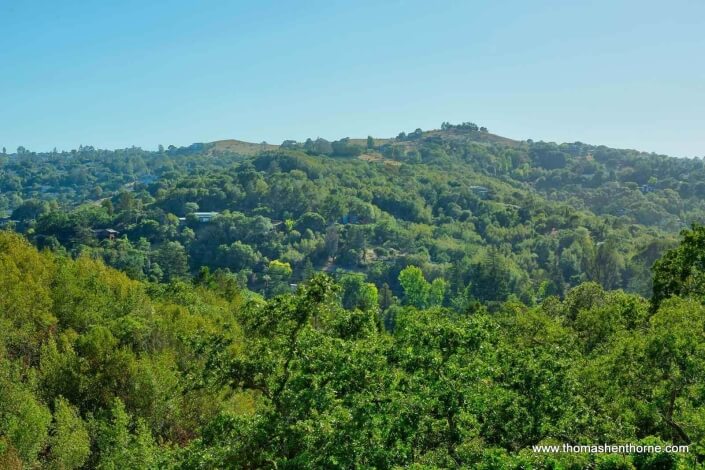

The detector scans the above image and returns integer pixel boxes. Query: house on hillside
[0,217,17,228]
[340,214,359,224]
[138,175,157,185]
[93,228,119,240]
[469,185,490,199]
[194,212,219,223]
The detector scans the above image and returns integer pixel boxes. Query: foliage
[652,224,705,309]
[4,126,698,303]
[2,125,705,467]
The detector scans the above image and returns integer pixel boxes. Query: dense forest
[1,124,705,468]
[4,125,705,302]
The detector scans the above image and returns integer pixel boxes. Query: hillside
[3,122,703,303]
[2,123,705,467]
[210,139,279,155]
[1,225,705,468]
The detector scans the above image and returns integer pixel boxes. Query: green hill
[2,123,705,467]
[3,123,703,303]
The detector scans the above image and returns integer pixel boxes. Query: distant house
[194,212,219,223]
[469,185,490,199]
[340,214,359,224]
[640,184,656,194]
[0,217,17,228]
[93,228,119,240]
[138,175,157,185]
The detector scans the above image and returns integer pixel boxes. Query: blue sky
[1,0,703,157]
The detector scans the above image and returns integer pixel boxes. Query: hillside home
[93,228,119,240]
[469,185,490,199]
[194,212,219,223]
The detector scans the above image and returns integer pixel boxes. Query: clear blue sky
[1,0,703,157]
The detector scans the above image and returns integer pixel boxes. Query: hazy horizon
[3,126,700,161]
[1,0,703,157]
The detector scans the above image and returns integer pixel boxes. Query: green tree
[379,282,394,311]
[587,238,624,290]
[154,241,189,281]
[471,249,510,303]
[644,297,705,445]
[0,367,52,466]
[90,399,160,469]
[184,202,199,214]
[399,265,430,308]
[652,224,705,310]
[339,273,379,311]
[267,259,293,295]
[47,397,90,469]
[428,278,447,306]
[185,275,392,467]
